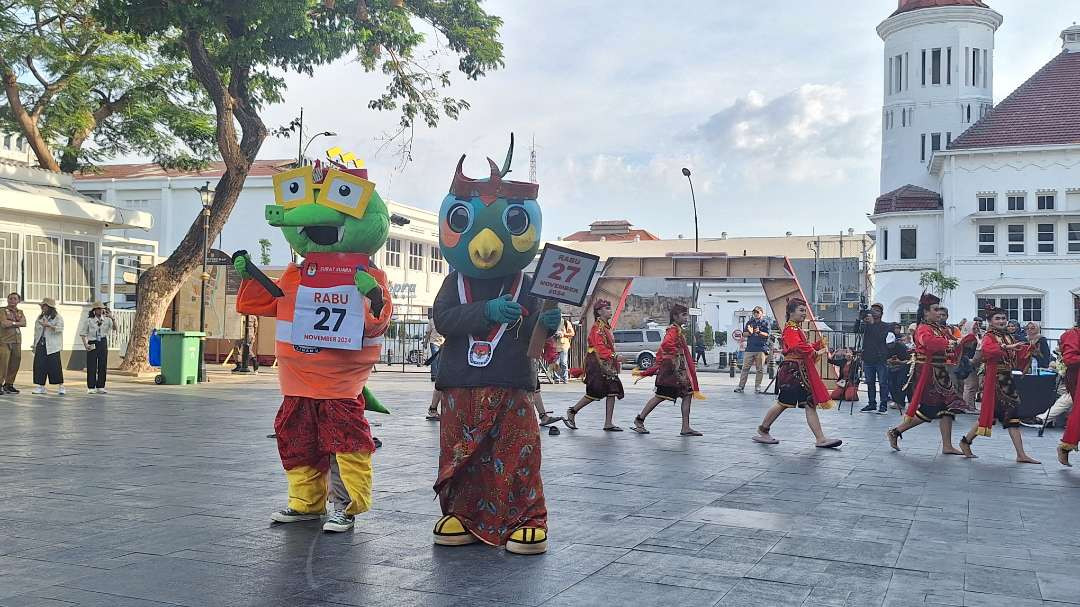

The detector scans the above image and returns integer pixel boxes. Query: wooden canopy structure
[576,252,833,383]
[581,253,809,332]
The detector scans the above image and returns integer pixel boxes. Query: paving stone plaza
[1,370,1078,607]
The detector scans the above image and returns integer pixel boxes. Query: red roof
[875,185,943,214]
[891,0,990,17]
[950,51,1080,150]
[75,159,295,181]
[563,228,660,242]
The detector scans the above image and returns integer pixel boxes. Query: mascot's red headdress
[449,136,538,205]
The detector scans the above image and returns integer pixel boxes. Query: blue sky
[258,0,1078,240]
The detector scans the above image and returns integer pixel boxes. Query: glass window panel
[63,239,96,303]
[24,235,60,302]
[900,228,916,259]
[1007,225,1024,253]
[0,231,18,296]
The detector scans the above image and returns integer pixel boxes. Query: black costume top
[433,271,540,391]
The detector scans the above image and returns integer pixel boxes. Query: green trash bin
[154,329,204,385]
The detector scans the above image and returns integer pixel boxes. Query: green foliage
[715,330,728,347]
[257,239,272,266]
[702,321,715,349]
[918,271,959,296]
[94,0,504,157]
[0,0,215,172]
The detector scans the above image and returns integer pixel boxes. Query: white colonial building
[871,0,1080,331]
[74,161,448,316]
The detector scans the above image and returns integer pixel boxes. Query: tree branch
[27,44,99,120]
[24,57,50,88]
[2,66,60,171]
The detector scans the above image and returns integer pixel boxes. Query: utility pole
[529,135,537,183]
[295,106,304,165]
[837,231,844,329]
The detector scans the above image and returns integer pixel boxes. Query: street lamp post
[681,168,700,253]
[681,168,701,353]
[196,181,214,383]
[302,131,337,163]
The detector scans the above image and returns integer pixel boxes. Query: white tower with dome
[877,0,1003,194]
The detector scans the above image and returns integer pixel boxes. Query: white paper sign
[529,244,600,307]
[291,284,365,350]
[288,253,369,350]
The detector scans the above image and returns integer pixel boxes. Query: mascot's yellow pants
[284,451,372,516]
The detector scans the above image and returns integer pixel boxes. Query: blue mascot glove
[540,308,562,331]
[485,294,522,324]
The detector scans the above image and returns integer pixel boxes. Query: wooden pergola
[575,252,834,382]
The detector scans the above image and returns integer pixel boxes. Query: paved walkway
[1,369,1078,606]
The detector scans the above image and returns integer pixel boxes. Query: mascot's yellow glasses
[271,166,376,219]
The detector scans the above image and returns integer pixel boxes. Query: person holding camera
[859,305,892,414]
[735,306,770,394]
[79,302,114,394]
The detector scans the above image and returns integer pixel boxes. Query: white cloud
[108,0,1078,241]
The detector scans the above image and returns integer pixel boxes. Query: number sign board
[529,244,600,307]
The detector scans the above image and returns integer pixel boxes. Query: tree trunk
[119,30,266,373]
[118,169,252,372]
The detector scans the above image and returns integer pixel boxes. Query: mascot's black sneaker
[270,508,324,523]
[322,511,354,533]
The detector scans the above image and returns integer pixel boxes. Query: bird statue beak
[468,228,504,270]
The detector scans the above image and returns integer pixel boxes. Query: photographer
[859,304,892,414]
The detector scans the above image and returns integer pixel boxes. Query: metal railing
[380,313,430,371]
[110,309,136,357]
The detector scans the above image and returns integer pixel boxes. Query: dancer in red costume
[1056,324,1080,466]
[955,307,1040,463]
[565,300,624,431]
[631,303,703,436]
[752,299,841,448]
[886,293,966,454]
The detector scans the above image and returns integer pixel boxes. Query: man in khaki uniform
[1,293,27,394]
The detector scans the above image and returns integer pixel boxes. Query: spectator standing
[859,307,892,414]
[424,315,445,420]
[1,293,26,394]
[32,298,65,395]
[886,325,911,411]
[693,340,707,367]
[233,315,260,372]
[555,318,574,383]
[735,306,769,393]
[959,317,984,411]
[1025,322,1051,369]
[79,302,114,394]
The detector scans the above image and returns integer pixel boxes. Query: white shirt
[80,315,113,342]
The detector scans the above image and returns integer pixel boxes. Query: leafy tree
[715,330,727,347]
[95,0,504,372]
[702,321,714,349]
[0,0,214,172]
[918,271,959,298]
[257,238,272,266]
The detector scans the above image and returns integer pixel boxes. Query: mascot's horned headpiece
[450,134,538,205]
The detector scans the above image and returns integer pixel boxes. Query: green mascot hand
[233,254,252,279]
[485,294,522,324]
[355,269,384,317]
[354,269,377,294]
